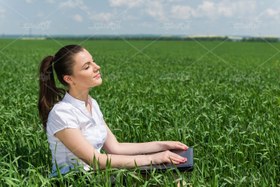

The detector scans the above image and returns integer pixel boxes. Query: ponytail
[38,56,64,129]
[38,45,84,129]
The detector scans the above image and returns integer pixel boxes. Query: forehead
[74,49,92,63]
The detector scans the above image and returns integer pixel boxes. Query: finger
[169,160,180,165]
[174,142,188,150]
[169,157,185,165]
[169,153,187,164]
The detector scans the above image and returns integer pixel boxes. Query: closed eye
[82,62,91,70]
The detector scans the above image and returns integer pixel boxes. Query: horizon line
[0,34,279,39]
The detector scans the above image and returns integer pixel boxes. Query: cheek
[77,72,91,80]
[73,75,90,86]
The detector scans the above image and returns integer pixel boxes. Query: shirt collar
[63,92,92,109]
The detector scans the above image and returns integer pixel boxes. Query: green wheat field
[0,39,279,186]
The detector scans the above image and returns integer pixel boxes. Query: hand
[159,141,188,151]
[150,150,187,165]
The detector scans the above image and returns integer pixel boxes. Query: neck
[68,88,89,103]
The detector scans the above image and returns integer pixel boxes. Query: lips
[93,73,101,79]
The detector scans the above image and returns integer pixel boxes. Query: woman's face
[68,48,102,90]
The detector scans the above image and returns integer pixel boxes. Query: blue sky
[0,0,279,37]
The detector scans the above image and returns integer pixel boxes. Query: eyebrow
[81,58,95,68]
[82,61,91,68]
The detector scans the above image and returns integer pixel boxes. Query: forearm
[103,125,188,156]
[109,141,166,155]
[54,128,188,170]
[89,152,152,169]
[87,148,187,169]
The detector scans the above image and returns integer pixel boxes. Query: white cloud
[264,8,280,19]
[234,1,257,15]
[109,0,181,22]
[109,0,171,23]
[196,0,239,19]
[171,5,194,19]
[108,0,257,24]
[73,14,83,22]
[59,0,93,19]
[91,12,114,22]
[59,0,83,8]
[216,1,256,18]
[145,1,167,22]
[217,2,234,17]
[171,0,257,20]
[60,0,119,26]
[197,1,216,18]
[109,0,143,8]
[58,0,260,34]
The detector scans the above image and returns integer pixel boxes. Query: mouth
[93,72,101,79]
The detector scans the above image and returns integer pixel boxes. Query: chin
[93,79,102,87]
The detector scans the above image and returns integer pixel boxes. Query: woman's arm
[103,124,188,155]
[55,128,187,169]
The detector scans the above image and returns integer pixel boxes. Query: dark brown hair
[38,45,84,129]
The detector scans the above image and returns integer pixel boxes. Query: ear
[63,75,74,85]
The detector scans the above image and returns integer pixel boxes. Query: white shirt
[47,92,107,177]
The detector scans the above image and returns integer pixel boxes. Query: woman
[38,44,188,177]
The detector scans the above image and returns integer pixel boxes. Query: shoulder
[89,96,101,109]
[47,101,80,135]
[91,98,99,106]
[49,100,77,118]
[47,100,80,126]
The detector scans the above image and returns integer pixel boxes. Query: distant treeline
[47,36,280,42]
[241,37,279,42]
[1,35,280,42]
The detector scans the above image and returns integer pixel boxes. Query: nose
[93,62,100,71]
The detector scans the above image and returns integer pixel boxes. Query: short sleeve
[47,104,79,136]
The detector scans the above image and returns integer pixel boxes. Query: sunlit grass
[0,39,279,186]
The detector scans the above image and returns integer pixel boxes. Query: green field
[0,39,279,186]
